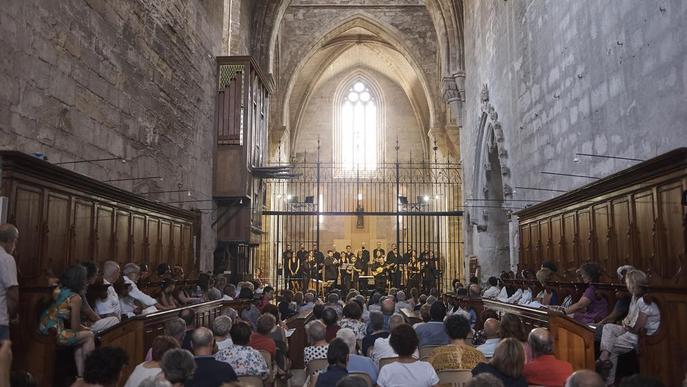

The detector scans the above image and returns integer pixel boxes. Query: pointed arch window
[340,81,378,172]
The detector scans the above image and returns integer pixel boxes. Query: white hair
[103,261,120,279]
[336,328,357,354]
[122,263,140,276]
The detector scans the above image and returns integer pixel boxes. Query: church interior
[0,0,686,386]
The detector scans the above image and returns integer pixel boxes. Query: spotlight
[357,193,363,200]
[287,194,293,202]
[423,195,430,202]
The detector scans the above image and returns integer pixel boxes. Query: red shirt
[522,355,573,387]
[249,332,276,357]
[325,324,340,342]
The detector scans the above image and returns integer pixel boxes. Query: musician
[355,250,368,292]
[340,245,354,292]
[332,245,341,286]
[386,244,401,288]
[407,250,421,291]
[359,243,370,266]
[419,245,431,262]
[284,244,299,290]
[423,249,439,292]
[372,251,388,291]
[311,243,325,266]
[373,242,385,263]
[349,253,362,291]
[301,251,315,291]
[324,250,339,285]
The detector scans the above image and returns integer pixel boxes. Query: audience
[362,311,389,356]
[339,302,367,340]
[179,309,196,351]
[71,346,128,387]
[414,301,449,347]
[395,291,412,313]
[300,292,316,313]
[259,286,275,312]
[158,279,180,309]
[476,318,500,358]
[336,328,378,384]
[250,313,277,357]
[278,289,297,320]
[323,307,341,342]
[95,261,122,320]
[121,263,164,314]
[565,370,605,387]
[336,374,371,387]
[39,264,96,377]
[564,263,608,324]
[380,298,396,331]
[430,314,485,371]
[304,320,329,365]
[215,321,268,378]
[124,336,178,387]
[159,349,196,386]
[212,315,233,350]
[377,324,439,387]
[499,314,531,360]
[482,277,501,299]
[597,269,660,385]
[80,261,119,333]
[146,318,186,361]
[190,327,238,386]
[372,314,419,366]
[522,328,573,386]
[313,338,350,387]
[472,338,527,387]
[467,373,505,387]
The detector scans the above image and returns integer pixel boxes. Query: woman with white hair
[336,328,378,384]
[596,269,660,385]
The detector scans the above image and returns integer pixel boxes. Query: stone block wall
[0,0,223,270]
[461,0,687,277]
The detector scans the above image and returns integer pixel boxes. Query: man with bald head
[190,327,237,386]
[565,370,605,387]
[523,327,573,386]
[371,315,419,365]
[381,297,396,331]
[95,260,122,320]
[0,224,19,341]
[476,318,500,358]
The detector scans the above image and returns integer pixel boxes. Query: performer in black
[359,243,371,266]
[301,250,313,291]
[340,245,354,292]
[407,250,421,291]
[373,242,385,263]
[332,245,341,287]
[311,243,325,266]
[296,243,308,290]
[386,244,400,289]
[324,250,339,290]
[422,249,439,292]
[371,252,388,291]
[284,243,299,290]
[355,249,368,292]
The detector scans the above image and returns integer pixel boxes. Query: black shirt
[361,331,389,356]
[190,356,238,387]
[315,365,348,387]
[472,362,528,387]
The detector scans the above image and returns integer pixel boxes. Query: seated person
[258,286,275,312]
[429,314,486,372]
[214,321,268,378]
[212,315,233,351]
[414,301,450,347]
[222,284,236,301]
[326,293,344,318]
[394,291,413,313]
[238,288,261,329]
[158,278,180,309]
[482,277,501,299]
[190,327,238,387]
[595,266,635,338]
[159,348,196,386]
[596,269,660,385]
[304,320,329,366]
[39,265,96,378]
[376,324,439,387]
[471,309,499,346]
[499,314,531,361]
[472,338,527,387]
[179,309,196,351]
[563,263,608,324]
[121,263,163,314]
[339,302,367,340]
[114,277,137,318]
[322,307,340,342]
[312,338,350,387]
[145,318,186,361]
[371,315,419,366]
[534,268,558,306]
[476,318,500,358]
[468,276,481,297]
[278,289,298,320]
[300,292,316,313]
[250,313,277,357]
[362,311,389,356]
[124,335,178,387]
[522,328,573,386]
[71,346,128,387]
[336,328,378,384]
[565,370,605,387]
[94,261,123,321]
[80,261,119,333]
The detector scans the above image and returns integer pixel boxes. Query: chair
[237,375,263,387]
[378,356,399,370]
[437,369,472,387]
[347,372,373,387]
[306,358,329,375]
[419,345,441,359]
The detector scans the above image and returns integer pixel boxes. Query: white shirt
[482,286,500,299]
[0,246,18,326]
[496,287,509,302]
[371,337,419,366]
[222,295,233,301]
[395,301,412,313]
[123,276,158,307]
[123,363,161,387]
[377,360,439,387]
[506,288,523,304]
[217,337,233,351]
[624,296,661,335]
[95,279,121,317]
[517,288,533,305]
[477,338,500,358]
[299,302,315,313]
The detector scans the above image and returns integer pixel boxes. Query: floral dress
[215,344,268,377]
[339,318,367,340]
[38,287,81,346]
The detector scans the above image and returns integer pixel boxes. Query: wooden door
[71,199,94,265]
[43,191,71,278]
[12,184,43,283]
[95,205,114,264]
[114,211,130,262]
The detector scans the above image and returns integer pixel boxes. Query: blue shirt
[414,321,449,347]
[191,356,238,387]
[347,354,378,384]
[315,365,348,387]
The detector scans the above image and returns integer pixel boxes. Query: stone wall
[0,0,224,270]
[461,0,687,277]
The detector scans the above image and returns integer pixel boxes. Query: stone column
[442,70,466,128]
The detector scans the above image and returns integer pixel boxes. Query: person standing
[0,224,19,341]
[386,244,400,289]
[324,250,339,289]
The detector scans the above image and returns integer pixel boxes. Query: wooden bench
[285,309,313,370]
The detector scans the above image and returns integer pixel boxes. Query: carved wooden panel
[160,220,171,265]
[529,222,540,267]
[633,190,655,274]
[13,185,43,281]
[563,213,577,268]
[540,218,551,263]
[612,199,631,271]
[171,223,182,267]
[593,203,611,271]
[43,192,70,278]
[147,218,160,268]
[95,205,114,264]
[521,222,531,266]
[577,209,591,262]
[658,181,685,278]
[71,199,93,264]
[132,214,146,262]
[182,224,193,274]
[551,216,563,267]
[115,211,130,262]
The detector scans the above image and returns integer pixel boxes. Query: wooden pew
[98,299,250,383]
[482,299,595,371]
[285,309,313,370]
